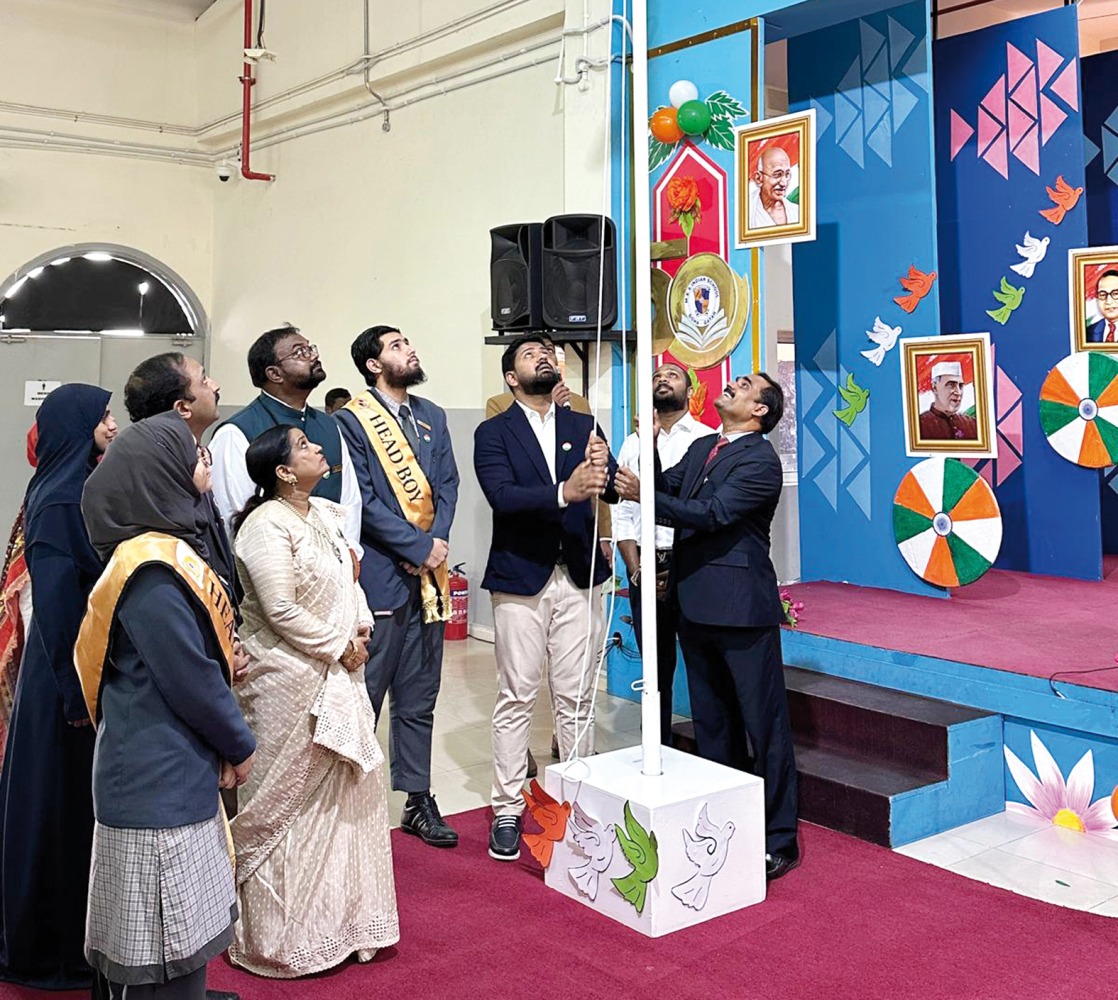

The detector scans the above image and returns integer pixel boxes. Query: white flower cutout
[1004,730,1118,839]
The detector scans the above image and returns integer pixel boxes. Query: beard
[520,368,560,396]
[653,387,687,413]
[292,366,327,391]
[383,363,427,390]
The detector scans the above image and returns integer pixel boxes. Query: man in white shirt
[209,325,362,549]
[615,361,716,742]
[748,146,800,230]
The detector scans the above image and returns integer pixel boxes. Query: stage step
[671,665,1004,848]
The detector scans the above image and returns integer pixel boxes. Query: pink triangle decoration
[950,110,975,160]
[1011,124,1040,175]
[1007,43,1033,89]
[978,108,1001,156]
[1050,61,1079,111]
[981,75,1006,124]
[1009,68,1038,119]
[983,130,1009,179]
[977,461,995,488]
[1039,93,1067,145]
[1008,101,1032,149]
[1036,39,1064,88]
[996,438,1023,486]
[996,365,1021,415]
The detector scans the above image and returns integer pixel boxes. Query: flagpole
[629,0,661,777]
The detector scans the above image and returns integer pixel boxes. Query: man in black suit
[616,371,799,880]
[474,334,617,862]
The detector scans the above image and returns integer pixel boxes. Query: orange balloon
[1112,785,1118,823]
[650,107,683,144]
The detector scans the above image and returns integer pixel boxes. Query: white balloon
[669,80,699,108]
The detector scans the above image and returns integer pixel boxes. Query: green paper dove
[833,373,869,427]
[611,801,659,915]
[986,276,1025,325]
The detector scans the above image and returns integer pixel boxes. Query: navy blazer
[655,432,784,628]
[93,564,256,829]
[1087,318,1114,343]
[474,403,617,596]
[336,393,459,613]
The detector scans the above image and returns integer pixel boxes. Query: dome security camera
[216,161,235,183]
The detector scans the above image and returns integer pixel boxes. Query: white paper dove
[1010,231,1050,280]
[567,802,616,902]
[671,803,735,911]
[859,316,902,367]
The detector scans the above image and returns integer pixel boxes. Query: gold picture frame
[900,333,996,459]
[1068,245,1118,354]
[733,108,816,250]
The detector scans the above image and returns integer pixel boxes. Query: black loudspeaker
[490,223,543,330]
[541,214,617,330]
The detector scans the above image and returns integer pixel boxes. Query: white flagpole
[629,0,661,777]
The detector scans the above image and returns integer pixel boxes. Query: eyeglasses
[1098,291,1118,302]
[275,343,319,363]
[197,445,213,468]
[758,169,792,182]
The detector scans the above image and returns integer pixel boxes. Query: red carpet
[784,562,1118,692]
[5,807,1114,1000]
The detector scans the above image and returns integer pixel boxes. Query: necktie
[704,436,729,467]
[398,403,421,455]
[1107,322,1116,344]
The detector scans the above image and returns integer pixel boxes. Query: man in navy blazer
[336,325,460,848]
[474,334,617,861]
[617,371,799,880]
[1086,270,1118,343]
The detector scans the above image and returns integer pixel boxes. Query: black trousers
[93,966,206,999]
[364,580,445,794]
[677,619,799,857]
[628,579,681,745]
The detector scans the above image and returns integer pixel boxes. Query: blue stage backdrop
[788,0,942,596]
[935,7,1099,581]
[1082,50,1118,247]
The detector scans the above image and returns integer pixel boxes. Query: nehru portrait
[918,361,977,441]
[748,146,801,230]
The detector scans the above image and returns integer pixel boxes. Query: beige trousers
[491,567,601,815]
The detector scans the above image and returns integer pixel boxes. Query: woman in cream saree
[229,425,399,978]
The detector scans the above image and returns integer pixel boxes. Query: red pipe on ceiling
[240,0,274,182]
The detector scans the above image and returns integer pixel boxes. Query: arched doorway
[0,243,209,526]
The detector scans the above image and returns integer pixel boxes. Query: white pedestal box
[539,745,766,938]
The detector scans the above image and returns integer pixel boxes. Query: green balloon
[677,100,712,136]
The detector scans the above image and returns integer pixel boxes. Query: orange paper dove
[893,265,937,314]
[521,779,571,868]
[1039,175,1083,225]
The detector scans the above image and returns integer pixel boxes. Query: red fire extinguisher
[445,563,469,641]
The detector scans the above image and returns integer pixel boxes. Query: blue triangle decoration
[838,57,863,111]
[888,15,915,71]
[801,421,825,475]
[864,45,891,101]
[866,118,893,166]
[847,462,873,520]
[1084,134,1101,169]
[811,97,834,140]
[814,455,839,511]
[892,78,919,131]
[901,38,929,93]
[860,19,886,70]
[835,92,861,143]
[1103,123,1118,177]
[839,121,867,168]
[863,80,890,133]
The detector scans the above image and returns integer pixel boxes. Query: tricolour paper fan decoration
[893,458,1002,588]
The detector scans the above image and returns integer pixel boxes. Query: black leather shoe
[765,851,801,881]
[526,750,538,779]
[488,815,521,861]
[400,793,458,848]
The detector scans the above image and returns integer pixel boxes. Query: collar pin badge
[561,441,572,452]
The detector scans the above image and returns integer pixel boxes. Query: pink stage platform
[783,559,1118,694]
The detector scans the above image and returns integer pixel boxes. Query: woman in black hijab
[79,411,255,1000]
[0,383,116,990]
